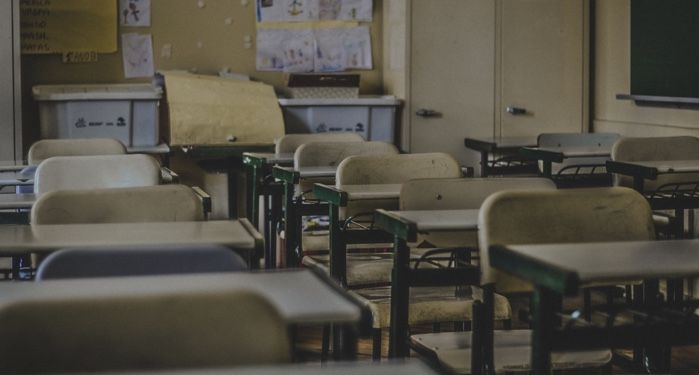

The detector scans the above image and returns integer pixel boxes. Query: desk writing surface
[0,172,33,186]
[298,166,337,178]
[464,136,537,151]
[0,164,28,173]
[126,143,171,154]
[0,220,257,255]
[498,240,699,286]
[0,270,360,324]
[339,184,402,200]
[386,209,480,232]
[624,160,699,174]
[244,152,294,165]
[0,194,36,210]
[525,147,610,159]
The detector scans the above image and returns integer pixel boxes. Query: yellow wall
[20,0,384,149]
[594,0,699,137]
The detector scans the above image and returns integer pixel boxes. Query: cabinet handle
[506,106,527,115]
[416,109,442,118]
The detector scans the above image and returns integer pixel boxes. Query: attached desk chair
[606,136,699,239]
[520,132,620,187]
[0,269,368,371]
[366,178,555,360]
[463,136,538,177]
[274,141,398,267]
[459,187,652,375]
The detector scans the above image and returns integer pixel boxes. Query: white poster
[120,0,151,27]
[315,26,372,71]
[257,26,371,72]
[122,33,155,78]
[319,0,372,21]
[257,28,315,72]
[257,0,371,22]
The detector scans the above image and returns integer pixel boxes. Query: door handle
[416,109,442,118]
[506,106,527,115]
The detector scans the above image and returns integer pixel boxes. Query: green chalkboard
[631,0,699,98]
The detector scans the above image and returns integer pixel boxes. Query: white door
[0,0,21,163]
[498,0,587,137]
[408,0,496,167]
[408,0,587,166]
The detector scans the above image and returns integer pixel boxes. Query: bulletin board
[21,0,117,54]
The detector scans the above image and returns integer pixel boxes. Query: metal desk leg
[247,164,260,227]
[531,286,557,375]
[282,181,297,268]
[328,203,348,286]
[268,184,283,269]
[227,169,238,219]
[542,161,553,178]
[480,151,490,177]
[642,279,671,373]
[388,236,410,358]
[632,176,645,192]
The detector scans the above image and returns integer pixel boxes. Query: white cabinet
[0,0,22,163]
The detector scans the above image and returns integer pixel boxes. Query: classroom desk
[519,146,612,180]
[313,183,401,286]
[0,172,32,188]
[97,360,437,375]
[177,144,275,219]
[0,219,263,268]
[373,208,480,358]
[489,239,699,374]
[463,136,537,177]
[243,152,293,269]
[0,193,35,210]
[607,159,699,237]
[0,268,369,359]
[0,164,27,173]
[273,166,339,266]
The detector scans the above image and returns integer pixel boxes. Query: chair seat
[352,286,512,329]
[302,249,442,288]
[411,330,611,374]
[301,230,392,253]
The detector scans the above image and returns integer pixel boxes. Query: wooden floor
[295,326,699,374]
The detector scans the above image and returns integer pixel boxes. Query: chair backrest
[336,152,461,217]
[611,136,699,189]
[400,177,556,210]
[479,187,655,293]
[34,154,161,195]
[31,185,204,225]
[28,138,126,165]
[537,132,620,173]
[0,290,291,373]
[337,152,462,186]
[35,244,247,280]
[295,141,399,169]
[275,133,365,154]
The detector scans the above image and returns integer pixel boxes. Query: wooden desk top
[0,172,33,186]
[340,184,402,201]
[0,193,36,210]
[464,136,537,152]
[0,220,261,256]
[0,269,361,325]
[490,239,699,295]
[243,152,294,165]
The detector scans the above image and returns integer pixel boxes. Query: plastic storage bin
[33,84,162,147]
[278,96,401,143]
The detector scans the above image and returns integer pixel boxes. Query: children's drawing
[257,0,370,22]
[120,0,151,27]
[122,33,155,78]
[257,28,315,72]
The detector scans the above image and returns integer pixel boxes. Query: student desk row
[607,159,699,237]
[0,268,371,360]
[0,219,264,269]
[490,239,699,374]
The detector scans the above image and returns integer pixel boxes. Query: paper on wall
[315,26,371,71]
[319,0,372,21]
[162,71,285,145]
[121,33,155,78]
[257,26,371,72]
[257,28,315,72]
[20,0,117,54]
[257,0,372,22]
[120,0,151,27]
